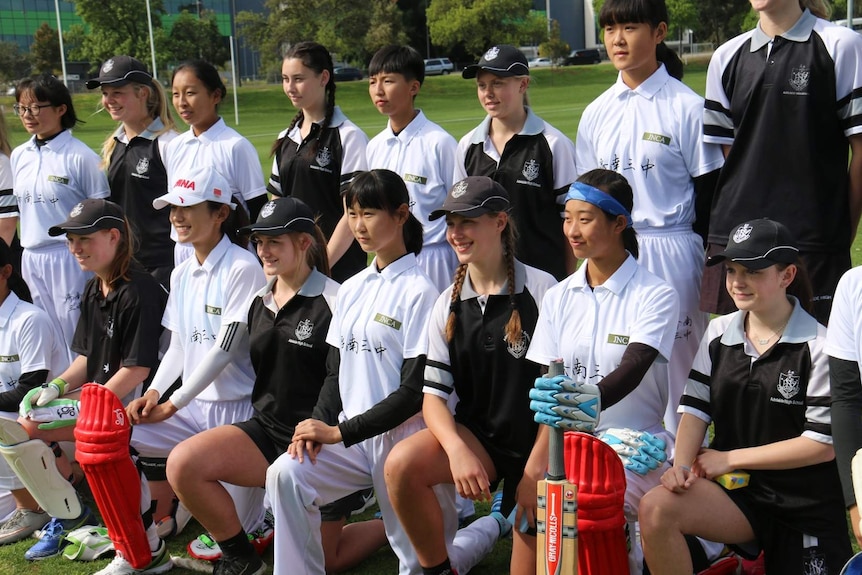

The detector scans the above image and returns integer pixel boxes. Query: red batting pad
[565,431,629,575]
[74,383,151,569]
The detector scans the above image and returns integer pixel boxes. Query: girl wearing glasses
[10,74,110,363]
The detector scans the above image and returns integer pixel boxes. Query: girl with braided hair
[385,175,557,575]
[267,41,369,283]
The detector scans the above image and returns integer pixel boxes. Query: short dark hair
[172,60,227,104]
[368,45,425,85]
[344,170,423,256]
[16,74,79,130]
[576,169,639,259]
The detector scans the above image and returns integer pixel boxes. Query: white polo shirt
[11,131,110,249]
[367,110,456,246]
[826,266,862,363]
[164,234,265,404]
[576,64,724,230]
[526,255,679,432]
[0,292,68,393]
[164,117,266,213]
[327,253,438,419]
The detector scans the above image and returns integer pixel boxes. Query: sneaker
[155,499,192,539]
[188,520,275,562]
[213,553,266,575]
[93,539,173,575]
[0,508,50,545]
[351,487,376,516]
[24,507,96,560]
[489,491,512,538]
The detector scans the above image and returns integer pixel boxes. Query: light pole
[425,0,430,58]
[145,0,158,80]
[850,0,856,29]
[53,0,68,86]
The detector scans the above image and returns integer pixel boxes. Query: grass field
[0,60,860,573]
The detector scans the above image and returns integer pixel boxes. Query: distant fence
[666,41,715,55]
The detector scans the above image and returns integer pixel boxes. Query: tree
[70,0,168,70]
[165,10,230,66]
[427,0,535,57]
[538,20,569,64]
[0,42,30,82]
[30,23,61,74]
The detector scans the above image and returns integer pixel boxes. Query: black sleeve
[692,168,721,247]
[311,346,343,426]
[246,194,269,223]
[0,369,49,412]
[338,355,425,447]
[597,343,659,409]
[830,356,862,507]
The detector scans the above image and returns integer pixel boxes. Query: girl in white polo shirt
[10,74,111,362]
[126,165,267,553]
[266,169,477,575]
[527,169,679,575]
[575,0,724,437]
[166,60,267,267]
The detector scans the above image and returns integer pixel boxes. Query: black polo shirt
[460,111,574,280]
[680,300,845,536]
[107,121,174,272]
[71,265,167,386]
[703,9,862,251]
[267,107,368,283]
[247,270,338,450]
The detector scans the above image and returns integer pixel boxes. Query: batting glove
[598,428,667,476]
[529,375,601,433]
[21,398,81,430]
[19,378,67,417]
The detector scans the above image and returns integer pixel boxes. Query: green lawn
[0,60,860,573]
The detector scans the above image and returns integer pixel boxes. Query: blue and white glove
[529,374,601,433]
[597,428,667,476]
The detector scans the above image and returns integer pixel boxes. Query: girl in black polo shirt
[267,41,369,283]
[640,218,852,574]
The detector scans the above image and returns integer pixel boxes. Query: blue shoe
[24,507,96,561]
[489,491,512,538]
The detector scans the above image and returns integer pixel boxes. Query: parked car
[563,48,601,66]
[528,57,553,68]
[333,67,363,81]
[424,58,454,75]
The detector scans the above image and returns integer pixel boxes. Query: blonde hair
[800,0,831,19]
[0,114,10,157]
[100,80,176,170]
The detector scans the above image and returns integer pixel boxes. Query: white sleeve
[702,40,739,146]
[423,289,455,400]
[678,321,716,424]
[401,285,436,360]
[436,133,458,192]
[148,330,185,398]
[826,269,861,362]
[339,124,369,188]
[545,125,578,200]
[0,153,18,218]
[574,108,598,178]
[453,133,471,182]
[78,147,110,199]
[221,259,266,324]
[679,92,725,178]
[231,138,267,201]
[525,286,561,367]
[17,310,56,373]
[628,281,680,363]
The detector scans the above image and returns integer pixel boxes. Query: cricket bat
[537,359,578,575]
[840,449,862,574]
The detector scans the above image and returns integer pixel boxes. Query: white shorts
[636,227,708,436]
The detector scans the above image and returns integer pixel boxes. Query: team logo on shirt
[505,330,530,359]
[451,180,468,198]
[521,159,539,182]
[732,223,753,244]
[101,59,115,74]
[135,158,150,176]
[260,201,276,218]
[0,355,19,363]
[404,173,427,185]
[789,65,810,92]
[295,319,313,341]
[70,203,84,217]
[48,175,70,185]
[484,46,500,61]
[316,147,332,168]
[777,370,800,400]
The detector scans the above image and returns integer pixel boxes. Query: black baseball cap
[48,199,126,237]
[706,218,799,270]
[86,56,152,89]
[429,176,510,221]
[239,197,316,236]
[462,45,529,79]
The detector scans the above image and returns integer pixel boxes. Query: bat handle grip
[546,360,566,480]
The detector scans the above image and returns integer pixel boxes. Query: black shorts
[726,488,852,574]
[473,432,530,518]
[700,245,849,325]
[233,417,373,522]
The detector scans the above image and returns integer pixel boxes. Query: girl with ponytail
[576,0,725,440]
[268,41,369,283]
[385,175,557,575]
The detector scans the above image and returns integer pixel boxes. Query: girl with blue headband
[528,168,679,574]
